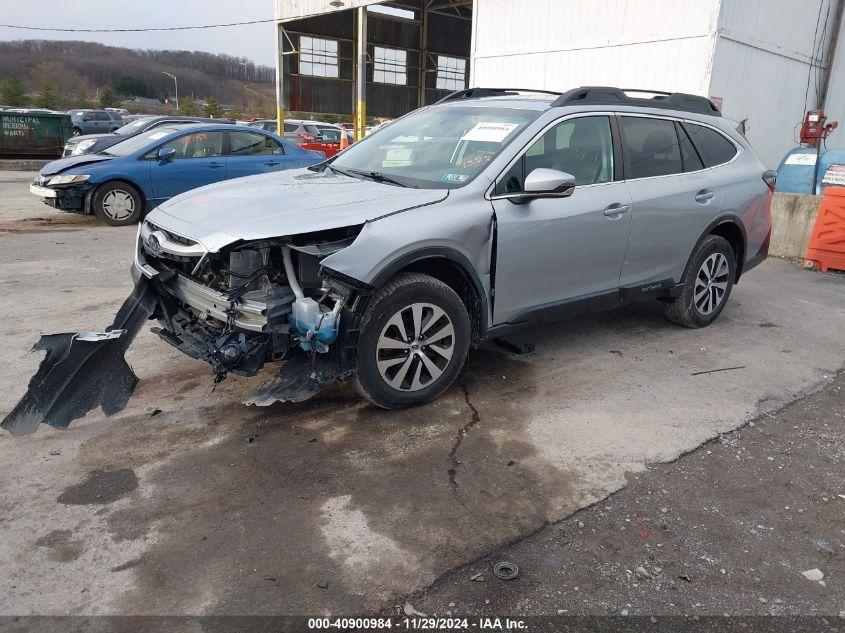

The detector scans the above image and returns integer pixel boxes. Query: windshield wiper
[345,168,411,188]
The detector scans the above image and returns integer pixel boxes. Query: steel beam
[355,6,368,141]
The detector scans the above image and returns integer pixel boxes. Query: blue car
[29,124,325,225]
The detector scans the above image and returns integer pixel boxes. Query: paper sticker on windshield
[461,122,519,143]
[441,173,468,183]
[148,132,168,140]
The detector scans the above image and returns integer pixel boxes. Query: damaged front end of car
[1,218,368,437]
[138,218,365,393]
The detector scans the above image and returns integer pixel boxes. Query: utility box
[0,112,72,158]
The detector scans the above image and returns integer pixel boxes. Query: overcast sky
[0,1,277,65]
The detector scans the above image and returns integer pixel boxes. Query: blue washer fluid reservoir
[290,297,339,351]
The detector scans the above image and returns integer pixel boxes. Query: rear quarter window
[683,123,737,167]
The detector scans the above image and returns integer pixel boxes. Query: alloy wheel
[694,252,730,315]
[375,302,455,392]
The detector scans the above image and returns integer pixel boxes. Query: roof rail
[551,86,721,116]
[435,87,561,104]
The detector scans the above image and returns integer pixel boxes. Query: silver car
[2,87,775,435]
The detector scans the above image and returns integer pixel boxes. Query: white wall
[471,0,721,94]
[709,0,841,167]
[819,8,845,152]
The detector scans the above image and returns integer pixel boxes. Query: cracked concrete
[0,173,844,615]
[448,382,482,488]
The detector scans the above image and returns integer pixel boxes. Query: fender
[687,213,748,278]
[84,176,149,214]
[368,246,491,339]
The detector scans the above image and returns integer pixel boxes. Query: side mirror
[523,168,576,196]
[157,146,177,163]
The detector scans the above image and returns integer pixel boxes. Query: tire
[71,127,82,137]
[353,273,471,409]
[91,181,143,226]
[665,234,736,328]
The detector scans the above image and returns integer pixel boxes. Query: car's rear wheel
[665,234,736,328]
[71,127,82,137]
[353,273,471,409]
[92,181,143,226]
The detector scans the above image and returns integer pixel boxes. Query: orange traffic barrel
[805,186,845,272]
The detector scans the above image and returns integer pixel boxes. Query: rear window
[683,123,737,167]
[620,116,683,179]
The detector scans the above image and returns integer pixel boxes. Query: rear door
[94,111,112,133]
[227,130,297,177]
[618,115,724,287]
[491,114,633,324]
[148,130,227,203]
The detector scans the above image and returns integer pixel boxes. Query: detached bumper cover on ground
[0,278,156,437]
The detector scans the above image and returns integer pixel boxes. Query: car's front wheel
[353,273,471,409]
[665,234,736,328]
[91,181,143,226]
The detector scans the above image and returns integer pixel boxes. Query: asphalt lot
[0,170,843,616]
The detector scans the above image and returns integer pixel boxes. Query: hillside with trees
[0,40,275,115]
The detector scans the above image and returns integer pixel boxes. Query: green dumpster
[0,111,72,158]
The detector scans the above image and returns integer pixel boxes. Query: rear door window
[620,116,683,179]
[229,131,284,155]
[683,123,737,167]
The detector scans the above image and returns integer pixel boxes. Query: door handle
[603,203,630,217]
[207,162,224,169]
[264,160,281,166]
[695,190,715,203]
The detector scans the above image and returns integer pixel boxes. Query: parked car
[63,115,237,157]
[67,109,122,136]
[29,123,324,225]
[6,86,774,436]
[104,107,130,118]
[121,86,774,408]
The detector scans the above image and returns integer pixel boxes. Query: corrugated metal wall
[470,0,720,95]
[711,0,844,167]
[281,2,471,119]
[470,0,844,168]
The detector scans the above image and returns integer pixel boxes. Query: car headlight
[71,140,96,155]
[47,174,91,186]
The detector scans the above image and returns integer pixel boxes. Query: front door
[491,115,632,324]
[149,130,227,203]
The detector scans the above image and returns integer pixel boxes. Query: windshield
[114,117,154,135]
[102,126,181,156]
[331,106,539,189]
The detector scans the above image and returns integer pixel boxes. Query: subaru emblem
[146,233,162,254]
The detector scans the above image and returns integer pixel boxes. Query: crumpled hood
[40,153,114,176]
[150,168,448,247]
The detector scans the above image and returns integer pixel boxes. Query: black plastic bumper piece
[1,278,157,437]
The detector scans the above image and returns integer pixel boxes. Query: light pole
[162,72,178,110]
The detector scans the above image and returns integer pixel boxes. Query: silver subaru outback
[3,87,775,435]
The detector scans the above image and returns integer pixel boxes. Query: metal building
[275,0,844,166]
[470,0,845,168]
[273,0,472,139]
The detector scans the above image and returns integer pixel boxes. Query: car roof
[431,87,724,122]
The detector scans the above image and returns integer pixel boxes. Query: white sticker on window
[784,153,817,166]
[148,132,168,140]
[461,122,519,143]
